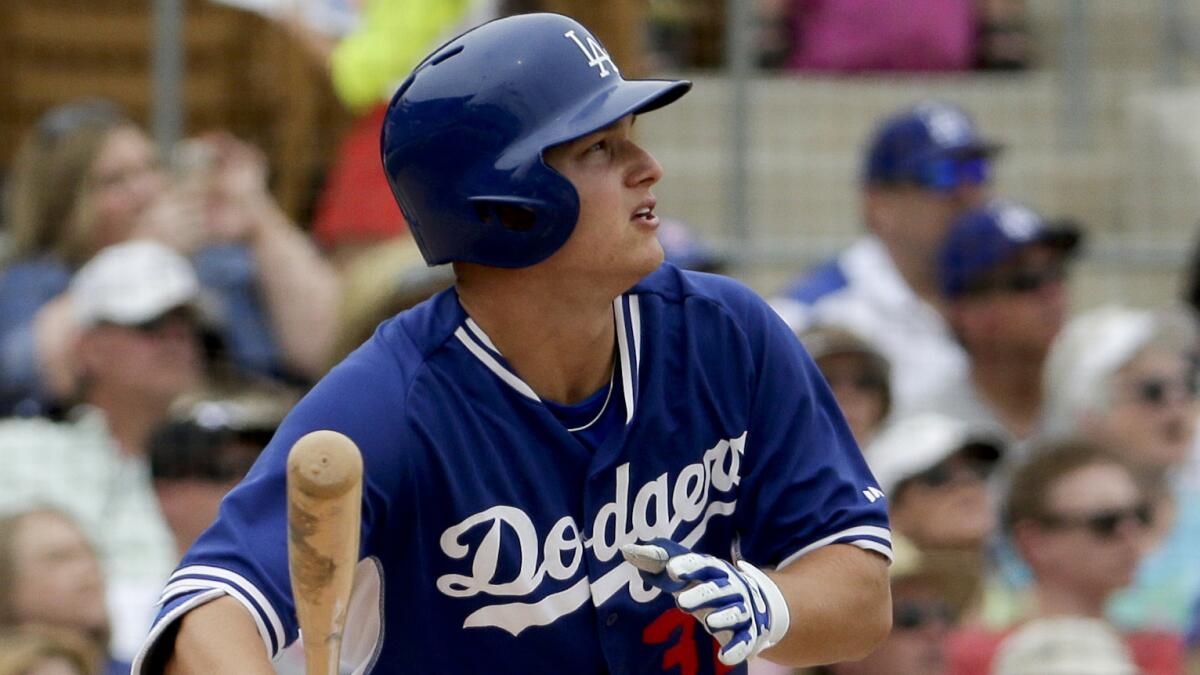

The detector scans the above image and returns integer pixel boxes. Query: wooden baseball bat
[287,430,363,675]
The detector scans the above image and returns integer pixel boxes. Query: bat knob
[287,430,364,499]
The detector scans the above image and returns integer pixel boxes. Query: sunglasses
[1039,502,1154,539]
[893,599,955,630]
[915,156,989,191]
[910,456,993,489]
[963,263,1065,297]
[1127,376,1196,407]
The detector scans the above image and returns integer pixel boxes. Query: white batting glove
[622,538,790,666]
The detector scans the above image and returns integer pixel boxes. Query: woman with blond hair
[0,508,124,674]
[0,99,338,415]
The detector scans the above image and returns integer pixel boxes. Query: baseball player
[134,13,891,675]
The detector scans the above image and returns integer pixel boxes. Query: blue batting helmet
[381,13,691,268]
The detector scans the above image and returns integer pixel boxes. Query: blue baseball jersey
[133,264,890,674]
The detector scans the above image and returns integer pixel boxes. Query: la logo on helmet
[564,30,618,78]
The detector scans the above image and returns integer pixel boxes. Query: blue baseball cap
[864,101,1002,190]
[939,200,1082,298]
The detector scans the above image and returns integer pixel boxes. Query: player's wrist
[736,560,791,650]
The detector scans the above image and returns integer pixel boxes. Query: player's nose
[626,142,663,188]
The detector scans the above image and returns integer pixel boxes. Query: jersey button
[605,613,619,626]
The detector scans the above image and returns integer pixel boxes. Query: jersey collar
[453,294,642,425]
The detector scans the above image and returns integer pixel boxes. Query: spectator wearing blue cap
[917,198,1081,460]
[772,101,1000,417]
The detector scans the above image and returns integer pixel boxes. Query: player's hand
[621,538,790,666]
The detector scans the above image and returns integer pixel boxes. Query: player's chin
[607,247,663,291]
[633,239,666,275]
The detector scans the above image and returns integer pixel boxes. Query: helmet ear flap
[468,197,545,233]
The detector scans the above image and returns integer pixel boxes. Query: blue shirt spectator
[0,244,283,415]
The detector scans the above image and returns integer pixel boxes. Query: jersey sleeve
[731,291,891,569]
[133,445,295,672]
[131,331,418,673]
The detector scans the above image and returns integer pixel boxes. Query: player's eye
[585,139,610,156]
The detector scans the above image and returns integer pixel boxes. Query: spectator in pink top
[784,0,977,73]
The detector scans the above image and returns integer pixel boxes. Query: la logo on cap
[920,104,972,146]
[996,203,1040,241]
[564,30,618,78]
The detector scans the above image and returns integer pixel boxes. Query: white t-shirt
[771,235,969,418]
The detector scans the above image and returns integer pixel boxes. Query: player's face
[11,511,108,635]
[541,115,665,287]
[1086,347,1197,472]
[84,125,168,251]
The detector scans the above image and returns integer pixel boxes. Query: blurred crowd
[0,1,1198,675]
[759,100,1200,675]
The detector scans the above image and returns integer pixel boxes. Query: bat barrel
[287,430,363,675]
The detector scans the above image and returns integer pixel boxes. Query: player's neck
[455,269,618,405]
